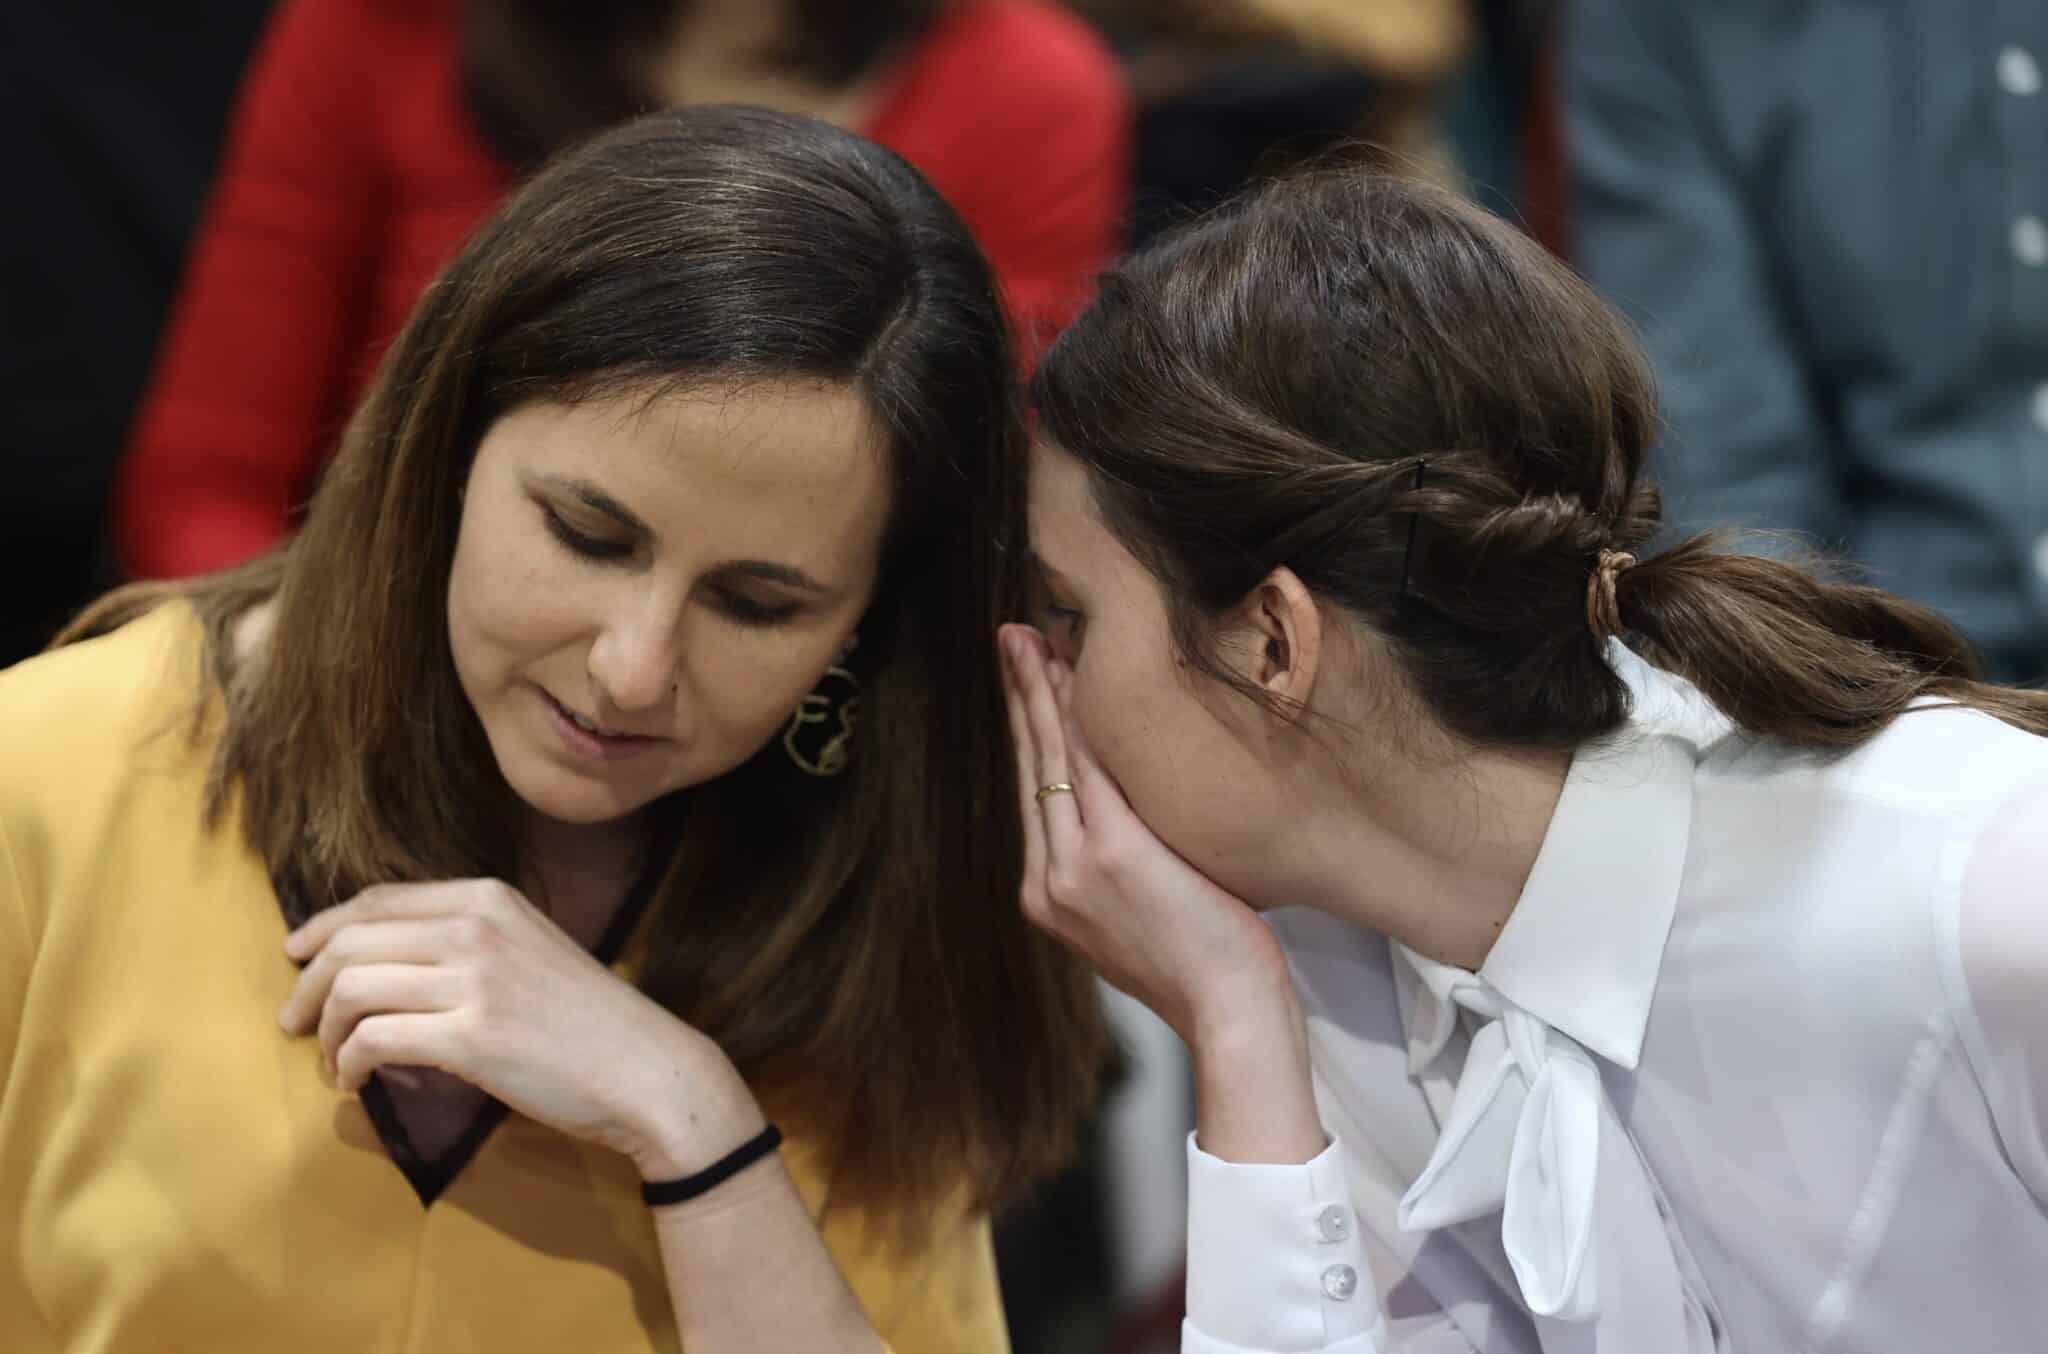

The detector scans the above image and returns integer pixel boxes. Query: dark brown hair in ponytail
[1032,169,2048,751]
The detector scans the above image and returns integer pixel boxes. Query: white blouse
[1183,648,2048,1353]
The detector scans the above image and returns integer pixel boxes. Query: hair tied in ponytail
[1586,550,1637,642]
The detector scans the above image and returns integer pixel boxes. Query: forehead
[1026,439,1100,554]
[492,380,890,565]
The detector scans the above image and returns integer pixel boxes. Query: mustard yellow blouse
[0,605,1009,1353]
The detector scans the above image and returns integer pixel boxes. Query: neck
[1270,742,1572,972]
[516,806,653,948]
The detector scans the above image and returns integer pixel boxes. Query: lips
[534,684,666,761]
[558,700,611,738]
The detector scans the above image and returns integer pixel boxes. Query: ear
[1224,566,1323,716]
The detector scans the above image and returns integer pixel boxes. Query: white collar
[1399,647,1720,1073]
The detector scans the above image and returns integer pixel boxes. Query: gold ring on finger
[1036,782,1076,804]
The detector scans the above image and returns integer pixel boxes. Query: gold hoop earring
[784,633,859,777]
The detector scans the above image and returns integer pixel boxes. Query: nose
[586,596,683,715]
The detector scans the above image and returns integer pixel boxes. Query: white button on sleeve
[1184,1133,1389,1354]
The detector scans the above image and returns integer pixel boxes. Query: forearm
[647,1158,882,1354]
[630,1036,881,1354]
[1190,967,1325,1165]
[1182,978,1391,1353]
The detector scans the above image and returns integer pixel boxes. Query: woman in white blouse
[999,168,2048,1353]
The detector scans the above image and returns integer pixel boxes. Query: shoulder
[1692,698,2046,977]
[1952,774,2048,1201]
[1958,776,2048,986]
[0,605,212,810]
[1830,703,2048,818]
[1696,700,2048,828]
[1688,705,2048,954]
[1672,706,2047,1019]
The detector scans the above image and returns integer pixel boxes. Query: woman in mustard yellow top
[0,106,1102,1353]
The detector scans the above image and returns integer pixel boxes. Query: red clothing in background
[119,0,1130,578]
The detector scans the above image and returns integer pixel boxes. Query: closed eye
[1040,601,1087,661]
[711,587,804,627]
[540,503,633,561]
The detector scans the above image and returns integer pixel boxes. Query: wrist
[624,1027,768,1182]
[1188,974,1324,1165]
[1185,950,1302,1065]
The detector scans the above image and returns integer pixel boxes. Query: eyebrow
[719,560,834,595]
[536,474,835,596]
[539,475,652,540]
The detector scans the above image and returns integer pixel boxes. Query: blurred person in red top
[117,0,1130,580]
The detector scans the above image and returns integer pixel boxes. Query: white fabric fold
[1396,977,1602,1322]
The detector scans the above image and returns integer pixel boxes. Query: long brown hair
[1032,169,2048,753]
[64,106,1104,1238]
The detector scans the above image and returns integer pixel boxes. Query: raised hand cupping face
[999,624,1294,1048]
[1001,623,1330,1165]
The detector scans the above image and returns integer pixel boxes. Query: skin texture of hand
[277,878,762,1179]
[1000,624,1325,1163]
[280,880,883,1349]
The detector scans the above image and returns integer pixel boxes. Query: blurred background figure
[114,0,1129,582]
[0,0,270,665]
[1444,0,1562,249]
[1569,0,2048,683]
[1072,0,1474,247]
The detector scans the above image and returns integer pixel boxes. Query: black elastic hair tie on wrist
[641,1124,785,1208]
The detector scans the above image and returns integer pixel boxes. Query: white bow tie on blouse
[1396,966,1605,1322]
[1385,650,1731,1352]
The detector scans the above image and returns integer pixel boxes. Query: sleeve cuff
[1185,1132,1385,1353]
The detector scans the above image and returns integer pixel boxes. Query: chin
[499,758,658,828]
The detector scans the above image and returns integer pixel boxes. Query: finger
[999,627,1042,782]
[279,917,472,1034]
[285,878,513,961]
[1002,644,1050,915]
[333,1012,461,1094]
[1010,628,1083,859]
[316,963,465,1075]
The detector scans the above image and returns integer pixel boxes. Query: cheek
[1069,640,1192,811]
[1071,645,1264,875]
[683,636,835,741]
[446,513,585,680]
